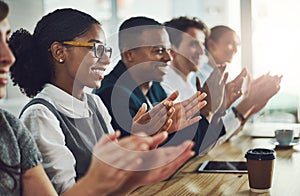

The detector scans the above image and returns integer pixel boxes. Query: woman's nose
[0,42,15,69]
[99,52,111,65]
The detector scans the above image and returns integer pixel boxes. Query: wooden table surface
[130,123,300,196]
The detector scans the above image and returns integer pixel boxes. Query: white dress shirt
[20,84,114,193]
[161,66,196,103]
[162,65,241,152]
[189,60,214,88]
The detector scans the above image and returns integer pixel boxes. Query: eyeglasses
[62,41,112,59]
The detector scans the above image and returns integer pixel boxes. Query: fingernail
[162,131,168,137]
[163,101,168,106]
[190,151,195,157]
[168,108,175,114]
[140,143,149,151]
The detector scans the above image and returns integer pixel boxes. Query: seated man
[163,17,245,148]
[164,17,282,147]
[94,16,212,155]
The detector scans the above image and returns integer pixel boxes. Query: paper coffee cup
[245,148,276,193]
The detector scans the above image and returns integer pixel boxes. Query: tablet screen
[198,161,247,173]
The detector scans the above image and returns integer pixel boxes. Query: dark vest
[20,94,108,180]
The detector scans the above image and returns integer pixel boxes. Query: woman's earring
[59,59,64,63]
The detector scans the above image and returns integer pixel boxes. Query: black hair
[9,8,100,97]
[118,16,164,53]
[0,0,9,22]
[164,16,210,48]
[205,25,235,49]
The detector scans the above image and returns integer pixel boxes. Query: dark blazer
[94,60,167,136]
[94,60,225,155]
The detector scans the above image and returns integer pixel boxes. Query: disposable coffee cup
[245,148,275,193]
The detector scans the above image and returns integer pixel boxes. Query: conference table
[130,122,300,196]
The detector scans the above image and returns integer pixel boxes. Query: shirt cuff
[219,110,241,142]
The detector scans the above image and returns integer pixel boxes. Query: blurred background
[2,0,300,123]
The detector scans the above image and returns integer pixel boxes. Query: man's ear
[50,41,65,64]
[170,45,177,58]
[206,39,216,51]
[122,47,135,62]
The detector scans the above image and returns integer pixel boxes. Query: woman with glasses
[8,8,194,195]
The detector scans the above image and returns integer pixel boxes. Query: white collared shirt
[20,84,114,193]
[189,61,214,88]
[162,66,241,153]
[161,66,196,103]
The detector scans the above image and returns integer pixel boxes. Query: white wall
[172,0,240,29]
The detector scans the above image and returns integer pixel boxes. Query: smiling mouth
[91,67,106,76]
[0,72,8,85]
[157,65,167,74]
[0,72,8,80]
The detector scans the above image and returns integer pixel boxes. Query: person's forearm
[200,108,213,122]
[61,176,99,196]
[234,97,254,124]
[22,165,58,196]
[61,175,126,196]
